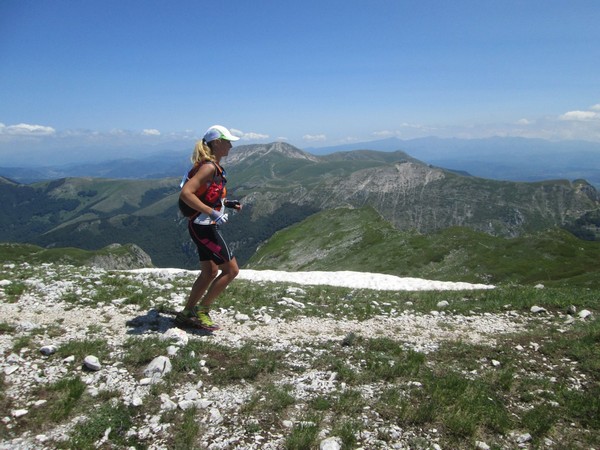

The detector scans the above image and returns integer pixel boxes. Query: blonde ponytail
[190,139,216,164]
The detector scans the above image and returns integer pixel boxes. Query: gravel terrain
[0,264,593,449]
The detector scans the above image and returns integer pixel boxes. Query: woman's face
[212,139,233,158]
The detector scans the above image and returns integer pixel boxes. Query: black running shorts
[188,222,234,265]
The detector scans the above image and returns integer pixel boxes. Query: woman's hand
[224,200,242,210]
[210,209,229,225]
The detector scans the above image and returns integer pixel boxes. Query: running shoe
[195,308,220,331]
[175,309,215,331]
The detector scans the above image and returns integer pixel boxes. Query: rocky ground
[0,263,596,449]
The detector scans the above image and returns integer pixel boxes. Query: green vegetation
[0,242,151,269]
[166,340,283,386]
[248,206,600,288]
[0,322,15,334]
[171,407,201,450]
[59,402,134,449]
[1,256,599,449]
[56,338,110,362]
[37,377,87,423]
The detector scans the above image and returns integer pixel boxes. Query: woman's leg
[183,259,218,312]
[198,257,239,310]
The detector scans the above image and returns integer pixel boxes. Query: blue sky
[1,0,599,164]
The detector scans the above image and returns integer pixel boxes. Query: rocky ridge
[0,263,596,449]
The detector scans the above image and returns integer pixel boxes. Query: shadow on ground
[126,308,213,337]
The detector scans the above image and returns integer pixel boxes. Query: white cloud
[517,118,532,125]
[228,128,244,139]
[142,128,161,136]
[559,110,600,121]
[303,134,326,142]
[109,128,128,136]
[0,122,56,136]
[372,130,398,138]
[241,132,269,140]
[558,103,600,122]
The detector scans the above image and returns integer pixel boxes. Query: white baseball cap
[203,125,240,143]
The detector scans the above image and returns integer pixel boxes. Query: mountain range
[1,141,599,271]
[308,136,600,188]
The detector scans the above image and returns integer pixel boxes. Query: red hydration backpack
[178,161,227,218]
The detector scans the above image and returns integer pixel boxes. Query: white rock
[184,390,200,401]
[578,309,592,319]
[279,297,305,309]
[161,398,178,411]
[261,313,272,324]
[12,409,28,418]
[162,328,188,346]
[144,356,172,378]
[4,366,19,375]
[139,378,152,386]
[167,345,179,356]
[235,313,250,322]
[437,300,449,308]
[286,287,306,295]
[18,321,37,331]
[530,306,547,313]
[6,353,21,364]
[63,355,75,364]
[476,441,490,450]
[0,279,12,286]
[320,437,342,450]
[534,284,544,289]
[87,387,99,397]
[517,433,532,443]
[40,345,58,356]
[196,399,212,409]
[178,400,195,410]
[83,355,102,371]
[132,395,143,407]
[491,359,501,367]
[209,408,223,423]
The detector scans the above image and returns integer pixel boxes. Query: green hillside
[1,143,599,270]
[247,207,600,287]
[0,242,152,269]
